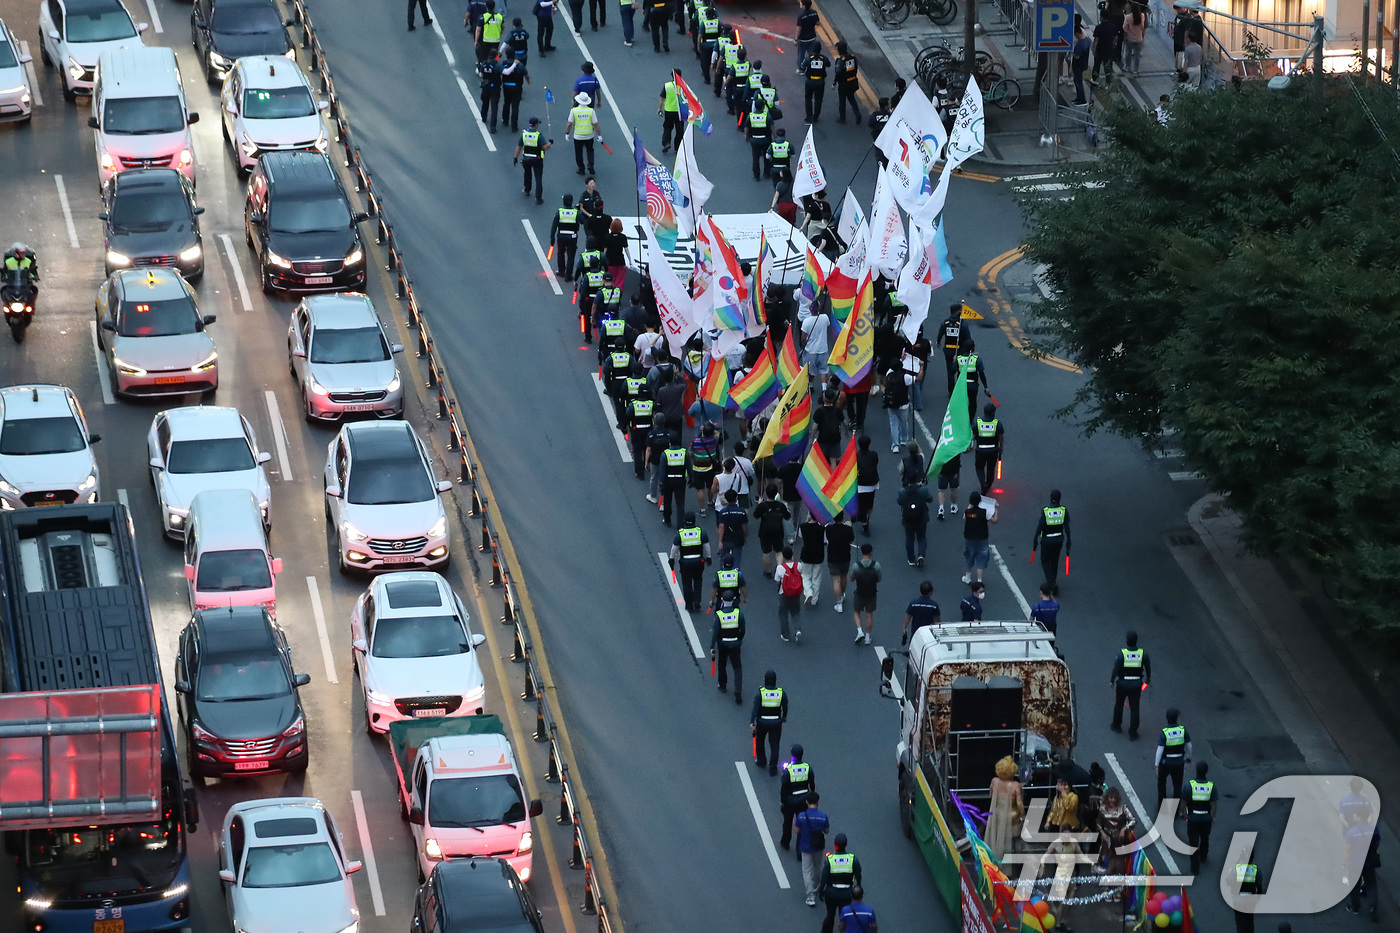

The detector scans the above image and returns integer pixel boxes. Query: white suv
[38,0,147,101]
[221,55,328,173]
[148,405,271,539]
[324,421,451,573]
[0,385,100,509]
[350,572,486,734]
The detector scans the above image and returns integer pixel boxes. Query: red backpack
[779,562,803,598]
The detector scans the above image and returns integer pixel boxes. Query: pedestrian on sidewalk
[1169,2,1191,71]
[1155,707,1191,812]
[1031,489,1070,586]
[1071,26,1091,104]
[793,793,830,907]
[532,0,556,52]
[775,546,804,640]
[826,511,855,612]
[1183,32,1203,88]
[1110,630,1150,738]
[797,513,827,606]
[1121,2,1146,75]
[833,40,861,123]
[897,478,932,567]
[961,491,996,585]
[903,580,940,645]
[959,580,984,620]
[850,543,881,645]
[855,436,879,535]
[795,0,820,68]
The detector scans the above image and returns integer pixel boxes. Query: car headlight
[162,883,188,900]
[191,721,214,741]
[281,715,305,737]
[21,92,30,106]
[192,351,218,372]
[266,249,291,269]
[100,151,115,171]
[178,148,193,167]
[168,511,187,527]
[68,57,85,80]
[112,356,147,376]
[364,688,390,706]
[0,476,20,497]
[341,520,368,542]
[179,244,202,262]
[386,374,401,393]
[24,896,53,911]
[424,838,442,860]
[307,375,329,396]
[77,471,98,492]
[345,248,363,266]
[428,516,447,538]
[518,830,533,854]
[106,249,130,267]
[209,51,231,69]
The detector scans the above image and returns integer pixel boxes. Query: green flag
[928,368,973,477]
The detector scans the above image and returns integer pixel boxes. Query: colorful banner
[673,123,713,240]
[828,267,874,388]
[874,85,948,216]
[796,435,857,522]
[729,342,780,417]
[635,130,680,249]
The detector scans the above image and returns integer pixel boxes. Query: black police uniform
[972,414,1003,493]
[628,398,656,478]
[671,521,709,610]
[1032,501,1070,586]
[834,50,860,122]
[1156,721,1190,810]
[517,125,547,202]
[1183,775,1216,873]
[750,682,787,771]
[745,102,772,180]
[710,605,745,699]
[478,58,503,131]
[779,758,815,848]
[940,311,964,392]
[649,0,670,51]
[501,61,527,133]
[803,52,829,121]
[660,444,690,527]
[1110,644,1150,737]
[549,204,579,278]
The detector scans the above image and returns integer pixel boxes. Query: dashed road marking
[427,6,498,152]
[218,234,253,312]
[590,373,631,462]
[143,0,164,33]
[263,390,294,482]
[520,218,563,296]
[305,576,339,685]
[90,321,116,405]
[656,551,705,659]
[18,42,42,107]
[349,790,387,915]
[734,761,792,889]
[54,175,80,248]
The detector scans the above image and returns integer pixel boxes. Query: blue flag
[544,87,554,103]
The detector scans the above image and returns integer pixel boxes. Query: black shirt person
[1110,629,1150,738]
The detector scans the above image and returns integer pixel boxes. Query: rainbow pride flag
[755,366,811,466]
[777,327,803,389]
[730,342,780,417]
[699,353,735,410]
[753,230,774,325]
[800,246,826,306]
[796,435,857,523]
[829,267,874,388]
[826,263,861,328]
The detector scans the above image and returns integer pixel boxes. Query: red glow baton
[712,657,716,677]
[1028,549,1036,565]
[1064,554,1070,576]
[601,141,614,155]
[547,245,554,260]
[996,459,1003,480]
[753,735,758,759]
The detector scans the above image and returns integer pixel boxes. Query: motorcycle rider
[3,243,39,294]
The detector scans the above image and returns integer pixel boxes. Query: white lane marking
[873,646,904,700]
[656,551,704,658]
[990,544,1032,617]
[427,5,498,152]
[1153,448,1184,459]
[1104,752,1183,875]
[18,42,43,107]
[218,234,253,312]
[1004,173,1058,182]
[564,22,632,151]
[349,790,387,916]
[590,373,631,461]
[913,409,935,452]
[734,762,792,889]
[1170,471,1206,481]
[54,175,80,248]
[305,576,339,684]
[90,321,116,405]
[143,0,164,33]
[263,390,294,482]
[520,218,563,295]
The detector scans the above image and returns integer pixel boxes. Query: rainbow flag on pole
[755,365,812,466]
[673,69,713,136]
[828,267,875,388]
[729,341,780,417]
[635,129,680,250]
[753,230,774,325]
[801,246,826,305]
[796,435,857,523]
[777,327,803,389]
[699,353,735,410]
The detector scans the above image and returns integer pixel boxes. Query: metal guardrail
[287,3,618,930]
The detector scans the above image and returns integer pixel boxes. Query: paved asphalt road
[0,0,1363,930]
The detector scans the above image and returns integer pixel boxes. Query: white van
[91,46,198,186]
[183,488,282,617]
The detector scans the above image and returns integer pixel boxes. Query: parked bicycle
[877,0,958,28]
[915,43,1022,110]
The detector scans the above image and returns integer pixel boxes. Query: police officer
[745,58,766,110]
[972,402,1003,493]
[725,46,750,114]
[1031,489,1070,586]
[477,52,504,133]
[476,0,505,61]
[505,16,530,61]
[603,345,635,429]
[549,194,579,279]
[818,833,861,933]
[644,418,673,500]
[659,70,683,152]
[712,28,737,95]
[595,272,622,331]
[750,670,787,771]
[648,0,671,52]
[1230,855,1260,933]
[500,57,528,134]
[802,40,829,122]
[939,302,965,392]
[745,94,772,181]
[566,93,602,175]
[512,116,551,203]
[407,0,432,30]
[756,74,777,111]
[868,97,892,165]
[1109,630,1150,738]
[765,127,791,180]
[628,393,656,478]
[779,744,815,849]
[710,593,745,703]
[576,251,606,342]
[3,243,38,293]
[587,0,607,31]
[955,336,988,422]
[833,40,861,123]
[710,550,747,609]
[659,433,690,527]
[1181,761,1216,874]
[1156,707,1191,812]
[697,3,721,80]
[669,511,711,611]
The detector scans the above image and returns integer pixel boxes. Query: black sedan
[175,605,311,783]
[191,0,293,84]
[413,859,544,933]
[100,168,205,279]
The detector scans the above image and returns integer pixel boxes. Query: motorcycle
[1,267,36,343]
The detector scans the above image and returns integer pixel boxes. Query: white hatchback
[0,20,34,123]
[221,54,328,173]
[0,385,100,509]
[148,405,272,539]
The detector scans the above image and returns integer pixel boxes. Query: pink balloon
[1146,902,1161,916]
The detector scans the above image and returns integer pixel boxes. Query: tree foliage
[1022,81,1400,636]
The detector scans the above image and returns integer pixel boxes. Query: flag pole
[679,120,700,240]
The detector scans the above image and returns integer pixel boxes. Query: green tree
[1022,82,1400,636]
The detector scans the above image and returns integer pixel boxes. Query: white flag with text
[792,126,827,199]
[874,86,948,215]
[867,167,907,280]
[643,219,699,357]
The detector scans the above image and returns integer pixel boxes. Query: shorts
[690,470,716,490]
[759,530,785,553]
[827,560,850,579]
[963,539,991,570]
[937,470,960,490]
[805,351,830,375]
[852,592,877,613]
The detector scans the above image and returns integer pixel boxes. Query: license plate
[94,921,124,933]
[382,554,416,564]
[32,500,65,507]
[154,375,186,385]
[342,404,374,412]
[413,708,446,718]
[233,760,269,771]
[304,275,334,285]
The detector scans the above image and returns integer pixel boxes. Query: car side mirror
[175,680,192,694]
[352,212,369,224]
[471,633,486,648]
[137,22,149,33]
[293,673,311,687]
[271,557,283,574]
[149,457,163,470]
[101,320,117,332]
[202,314,217,326]
[436,480,453,493]
[257,451,273,464]
[407,806,424,826]
[325,485,341,498]
[218,869,235,883]
[391,343,404,354]
[187,112,199,124]
[47,29,60,39]
[352,638,367,653]
[528,799,543,818]
[292,347,305,358]
[87,115,99,128]
[317,100,330,111]
[183,565,194,581]
[98,212,109,220]
[194,206,206,215]
[225,102,237,114]
[347,860,363,874]
[88,433,101,444]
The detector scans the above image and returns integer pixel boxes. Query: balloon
[1044,915,1056,930]
[1171,912,1183,926]
[1164,896,1180,912]
[1032,900,1050,917]
[1146,901,1161,916]
[1152,891,1168,902]
[1155,913,1171,928]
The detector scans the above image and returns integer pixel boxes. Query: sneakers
[961,572,972,584]
[891,444,900,453]
[950,504,959,514]
[735,693,743,705]
[865,633,873,646]
[717,683,726,693]
[794,629,801,641]
[907,559,916,566]
[646,493,658,503]
[853,631,865,645]
[834,599,843,612]
[937,505,945,520]
[806,896,817,907]
[916,556,925,568]
[780,633,791,642]
[624,40,633,46]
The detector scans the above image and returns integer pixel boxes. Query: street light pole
[1314,14,1325,100]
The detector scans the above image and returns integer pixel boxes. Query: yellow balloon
[1043,915,1056,930]
[1155,912,1171,928]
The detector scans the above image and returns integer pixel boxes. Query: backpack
[904,494,929,527]
[779,563,803,598]
[758,502,787,538]
[852,560,879,595]
[883,371,909,408]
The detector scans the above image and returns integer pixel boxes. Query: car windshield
[371,615,468,659]
[269,196,349,234]
[0,42,18,68]
[429,775,526,828]
[0,416,86,455]
[310,326,389,365]
[66,9,137,43]
[242,843,341,888]
[167,437,254,473]
[211,4,284,33]
[110,190,189,232]
[102,97,185,135]
[197,549,272,591]
[115,297,199,337]
[197,649,290,701]
[346,458,434,505]
[242,85,315,119]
